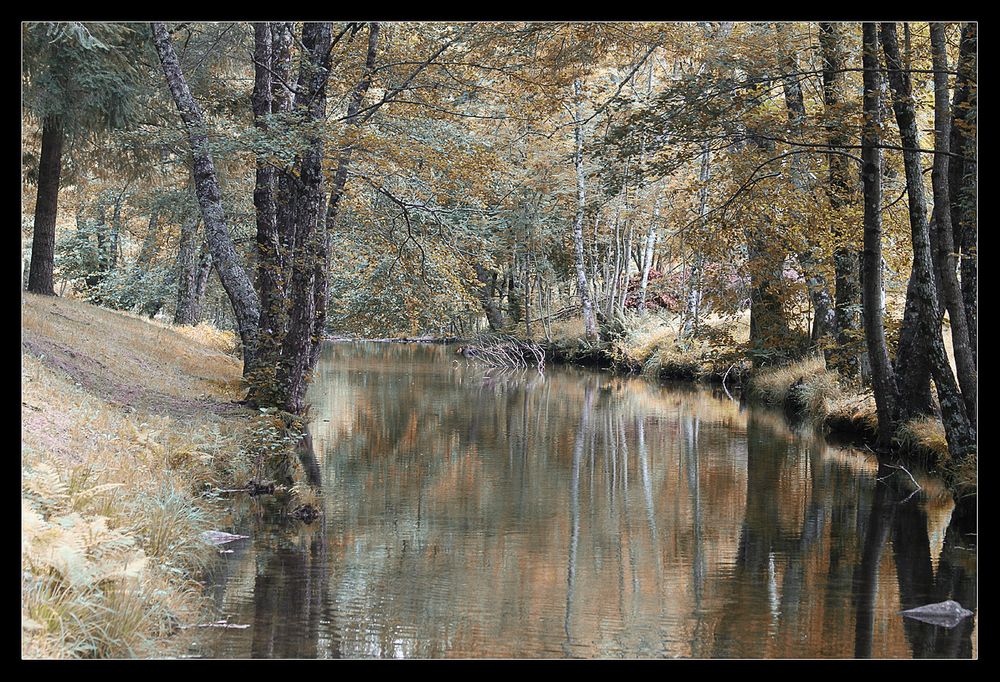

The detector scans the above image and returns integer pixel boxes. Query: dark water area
[196,342,977,659]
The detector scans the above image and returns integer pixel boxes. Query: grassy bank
[20,294,307,658]
[540,311,974,493]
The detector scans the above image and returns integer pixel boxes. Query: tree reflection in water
[200,342,976,659]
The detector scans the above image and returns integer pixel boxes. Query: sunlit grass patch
[747,355,846,422]
[896,416,950,464]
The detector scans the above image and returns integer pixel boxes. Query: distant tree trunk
[682,144,710,338]
[572,79,599,342]
[881,22,975,459]
[779,50,835,354]
[948,23,977,368]
[637,196,659,311]
[275,22,332,414]
[880,23,935,420]
[193,240,213,321]
[135,207,161,268]
[819,23,864,380]
[152,22,260,372]
[860,23,898,451]
[930,23,977,428]
[27,116,64,296]
[173,217,201,325]
[474,264,506,331]
[746,130,795,368]
[310,22,380,373]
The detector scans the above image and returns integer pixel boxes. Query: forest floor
[20,294,295,659]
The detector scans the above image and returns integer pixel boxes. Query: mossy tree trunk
[152,22,261,373]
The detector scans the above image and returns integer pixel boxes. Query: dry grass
[21,293,255,658]
[896,416,950,463]
[22,294,244,412]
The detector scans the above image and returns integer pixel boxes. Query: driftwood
[456,334,545,373]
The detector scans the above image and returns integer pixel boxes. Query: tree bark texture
[151,22,260,371]
[779,50,835,354]
[880,23,936,420]
[27,116,64,296]
[930,22,977,428]
[251,22,284,382]
[860,23,898,451]
[275,21,333,413]
[881,22,975,459]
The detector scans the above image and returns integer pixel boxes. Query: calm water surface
[198,342,977,659]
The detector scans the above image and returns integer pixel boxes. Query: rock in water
[900,600,974,628]
[200,530,249,546]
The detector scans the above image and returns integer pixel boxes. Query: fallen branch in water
[457,334,545,373]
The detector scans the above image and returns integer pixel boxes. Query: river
[195,342,977,659]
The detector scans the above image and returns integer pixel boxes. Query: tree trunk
[819,22,864,380]
[250,22,284,389]
[275,22,332,414]
[27,116,64,296]
[193,239,213,321]
[152,22,260,371]
[881,22,975,459]
[745,130,795,368]
[930,22,977,428]
[173,217,201,325]
[880,23,935,421]
[638,196,659,311]
[860,23,898,451]
[779,48,835,354]
[948,23,977,368]
[572,79,599,342]
[474,263,505,331]
[309,22,381,374]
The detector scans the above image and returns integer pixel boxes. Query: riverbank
[20,294,310,658]
[538,313,975,501]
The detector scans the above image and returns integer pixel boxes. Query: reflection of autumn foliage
[194,344,967,659]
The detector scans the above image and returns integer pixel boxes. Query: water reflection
[199,342,976,659]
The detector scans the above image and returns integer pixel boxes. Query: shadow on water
[198,342,976,659]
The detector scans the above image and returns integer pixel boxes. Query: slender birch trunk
[572,79,599,341]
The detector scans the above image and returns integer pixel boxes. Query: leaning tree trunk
[860,23,898,451]
[27,116,64,296]
[881,22,975,460]
[819,22,864,381]
[152,22,260,373]
[930,22,977,428]
[572,79,599,342]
